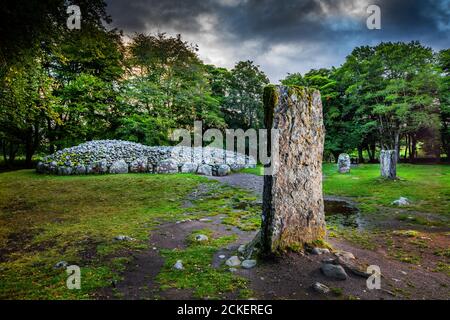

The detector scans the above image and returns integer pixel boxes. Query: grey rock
[229,268,238,273]
[218,255,226,259]
[195,234,209,242]
[36,162,46,174]
[311,248,330,255]
[338,153,351,174]
[54,261,68,269]
[109,160,129,174]
[57,166,72,176]
[156,159,179,174]
[37,140,256,176]
[225,256,241,267]
[238,245,246,254]
[129,158,148,173]
[334,250,355,262]
[114,235,135,241]
[215,164,231,176]
[73,165,87,175]
[174,260,184,270]
[241,260,257,269]
[320,263,348,280]
[91,160,108,174]
[181,162,198,174]
[392,197,410,206]
[197,164,213,176]
[312,282,330,294]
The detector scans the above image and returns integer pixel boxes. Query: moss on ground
[0,170,258,299]
[157,230,245,299]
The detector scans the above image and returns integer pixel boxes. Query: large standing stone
[261,85,326,254]
[380,150,397,179]
[337,153,351,174]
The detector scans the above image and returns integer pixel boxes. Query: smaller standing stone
[380,150,397,179]
[337,153,351,174]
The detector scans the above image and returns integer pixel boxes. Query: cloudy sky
[105,0,450,82]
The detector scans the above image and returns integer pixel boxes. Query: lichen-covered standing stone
[380,150,397,179]
[261,85,326,254]
[337,153,351,174]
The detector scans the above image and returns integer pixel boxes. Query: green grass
[0,170,256,299]
[157,229,246,299]
[243,163,450,218]
[322,163,450,217]
[1,163,449,299]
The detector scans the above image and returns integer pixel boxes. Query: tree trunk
[358,146,364,164]
[261,85,326,254]
[410,136,417,163]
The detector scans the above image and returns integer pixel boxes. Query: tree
[223,61,269,130]
[120,33,225,145]
[438,49,450,158]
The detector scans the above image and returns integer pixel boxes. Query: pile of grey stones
[36,140,256,177]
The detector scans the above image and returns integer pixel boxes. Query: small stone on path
[241,260,257,269]
[312,282,330,294]
[321,263,348,280]
[226,256,241,267]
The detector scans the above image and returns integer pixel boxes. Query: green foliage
[223,60,270,130]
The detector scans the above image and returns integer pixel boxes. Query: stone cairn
[337,153,351,174]
[380,150,397,179]
[36,140,256,177]
[261,85,326,254]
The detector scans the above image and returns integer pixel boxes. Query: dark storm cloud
[105,0,450,81]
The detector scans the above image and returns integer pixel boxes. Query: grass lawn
[247,163,450,219]
[0,171,257,299]
[0,164,448,299]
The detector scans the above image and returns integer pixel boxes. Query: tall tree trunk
[357,146,364,164]
[410,136,417,163]
[394,131,400,162]
[404,135,409,160]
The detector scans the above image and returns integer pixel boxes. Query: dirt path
[99,173,449,300]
